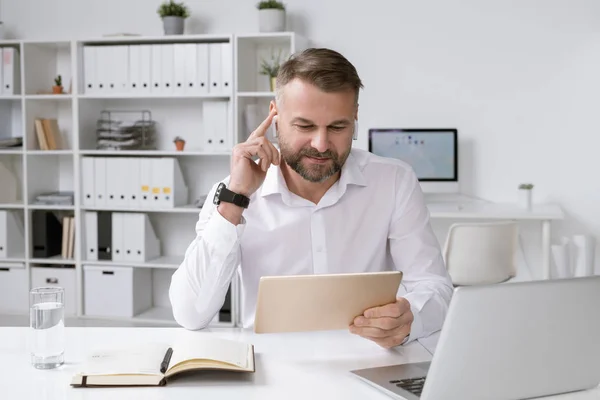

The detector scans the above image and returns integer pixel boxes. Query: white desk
[427,197,564,279]
[0,327,596,399]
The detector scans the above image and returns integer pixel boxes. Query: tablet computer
[253,271,403,334]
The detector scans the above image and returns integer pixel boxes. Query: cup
[29,287,65,369]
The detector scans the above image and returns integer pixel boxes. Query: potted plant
[157,0,190,35]
[174,136,186,151]
[518,183,534,210]
[257,0,286,32]
[53,75,63,94]
[260,49,285,92]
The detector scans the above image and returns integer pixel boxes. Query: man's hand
[349,297,414,349]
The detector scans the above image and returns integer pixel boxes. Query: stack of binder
[83,42,232,95]
[81,157,189,209]
[84,211,160,262]
[0,47,20,95]
[0,210,25,259]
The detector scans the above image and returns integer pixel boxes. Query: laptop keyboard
[389,377,426,397]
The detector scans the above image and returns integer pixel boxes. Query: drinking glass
[29,287,65,369]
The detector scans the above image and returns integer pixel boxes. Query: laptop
[351,276,600,400]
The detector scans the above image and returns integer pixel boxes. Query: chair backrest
[443,221,518,286]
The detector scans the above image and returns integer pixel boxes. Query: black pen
[160,347,173,373]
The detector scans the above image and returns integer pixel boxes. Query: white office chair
[443,221,518,286]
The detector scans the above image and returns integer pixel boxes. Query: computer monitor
[368,128,458,193]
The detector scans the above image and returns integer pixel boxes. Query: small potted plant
[174,136,186,151]
[157,0,190,35]
[518,183,534,210]
[260,49,285,92]
[53,75,63,94]
[257,0,286,32]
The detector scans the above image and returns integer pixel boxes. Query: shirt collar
[259,149,368,199]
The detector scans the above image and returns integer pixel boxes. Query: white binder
[139,158,153,208]
[115,158,129,207]
[94,157,107,207]
[221,42,233,94]
[124,213,160,262]
[126,157,141,208]
[84,211,98,261]
[115,46,129,93]
[95,46,108,93]
[0,49,4,95]
[203,101,229,151]
[208,43,222,94]
[139,45,152,94]
[150,44,162,94]
[197,44,209,94]
[111,212,125,261]
[0,211,25,259]
[83,46,96,94]
[161,44,174,94]
[105,158,119,207]
[173,44,186,94]
[2,47,20,95]
[128,45,141,94]
[81,157,95,207]
[152,158,188,208]
[183,44,197,94]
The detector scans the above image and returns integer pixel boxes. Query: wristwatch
[213,182,250,209]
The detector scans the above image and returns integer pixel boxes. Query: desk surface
[0,327,596,400]
[427,200,564,220]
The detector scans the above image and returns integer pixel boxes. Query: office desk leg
[542,220,551,280]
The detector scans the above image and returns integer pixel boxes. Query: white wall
[2,0,599,275]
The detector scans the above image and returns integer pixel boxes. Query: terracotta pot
[175,140,185,151]
[52,86,63,94]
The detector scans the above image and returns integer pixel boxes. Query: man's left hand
[349,297,414,349]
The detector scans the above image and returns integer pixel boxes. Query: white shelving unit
[0,32,308,328]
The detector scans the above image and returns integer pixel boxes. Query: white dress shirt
[169,148,454,343]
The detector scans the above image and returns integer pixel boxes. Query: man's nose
[310,129,329,153]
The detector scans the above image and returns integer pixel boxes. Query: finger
[349,325,389,338]
[364,302,406,319]
[241,142,271,170]
[248,109,277,140]
[369,332,410,349]
[354,316,402,331]
[266,139,280,165]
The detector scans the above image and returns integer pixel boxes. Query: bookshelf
[0,32,308,328]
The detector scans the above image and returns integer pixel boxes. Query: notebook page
[78,343,170,375]
[169,336,249,371]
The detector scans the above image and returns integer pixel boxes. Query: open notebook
[71,336,255,387]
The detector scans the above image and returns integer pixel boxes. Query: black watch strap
[213,183,250,209]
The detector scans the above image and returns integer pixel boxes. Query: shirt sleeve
[388,167,454,343]
[169,181,245,330]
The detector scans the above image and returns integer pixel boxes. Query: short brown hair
[276,48,364,104]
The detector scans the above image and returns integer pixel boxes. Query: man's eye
[330,126,345,131]
[297,125,313,130]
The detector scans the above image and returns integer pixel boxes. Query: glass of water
[29,287,65,369]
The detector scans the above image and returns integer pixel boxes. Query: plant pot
[175,141,185,151]
[52,86,63,94]
[518,189,532,210]
[259,9,286,32]
[162,16,185,35]
[269,76,277,92]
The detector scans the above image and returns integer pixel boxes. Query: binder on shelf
[221,42,233,93]
[0,49,4,95]
[183,43,197,94]
[139,45,152,94]
[196,43,209,94]
[84,211,98,261]
[151,44,162,93]
[128,45,141,94]
[173,44,186,95]
[112,158,129,207]
[97,211,112,260]
[61,216,70,258]
[31,210,62,258]
[94,157,107,207]
[208,43,222,94]
[151,158,188,208]
[81,157,95,207]
[139,158,153,208]
[83,46,96,94]
[123,213,161,262]
[111,212,125,262]
[111,45,129,93]
[126,157,141,208]
[161,44,174,94]
[203,101,229,151]
[1,47,20,95]
[0,210,25,259]
[95,46,108,93]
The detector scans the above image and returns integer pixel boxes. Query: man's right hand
[217,109,279,225]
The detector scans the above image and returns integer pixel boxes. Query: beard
[278,133,351,183]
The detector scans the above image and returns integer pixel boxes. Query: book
[70,336,255,387]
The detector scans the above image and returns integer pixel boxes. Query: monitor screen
[368,129,457,181]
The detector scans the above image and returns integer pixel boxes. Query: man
[169,48,453,348]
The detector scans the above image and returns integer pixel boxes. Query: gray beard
[279,138,350,183]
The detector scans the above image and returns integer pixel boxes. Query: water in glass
[30,288,65,369]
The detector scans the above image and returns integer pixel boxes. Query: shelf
[237,91,275,98]
[0,203,25,209]
[79,150,230,157]
[78,93,231,100]
[30,255,76,265]
[0,255,26,263]
[26,150,73,155]
[0,95,21,100]
[81,204,202,214]
[0,149,24,155]
[28,204,74,211]
[79,34,232,46]
[25,94,73,100]
[82,255,183,269]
